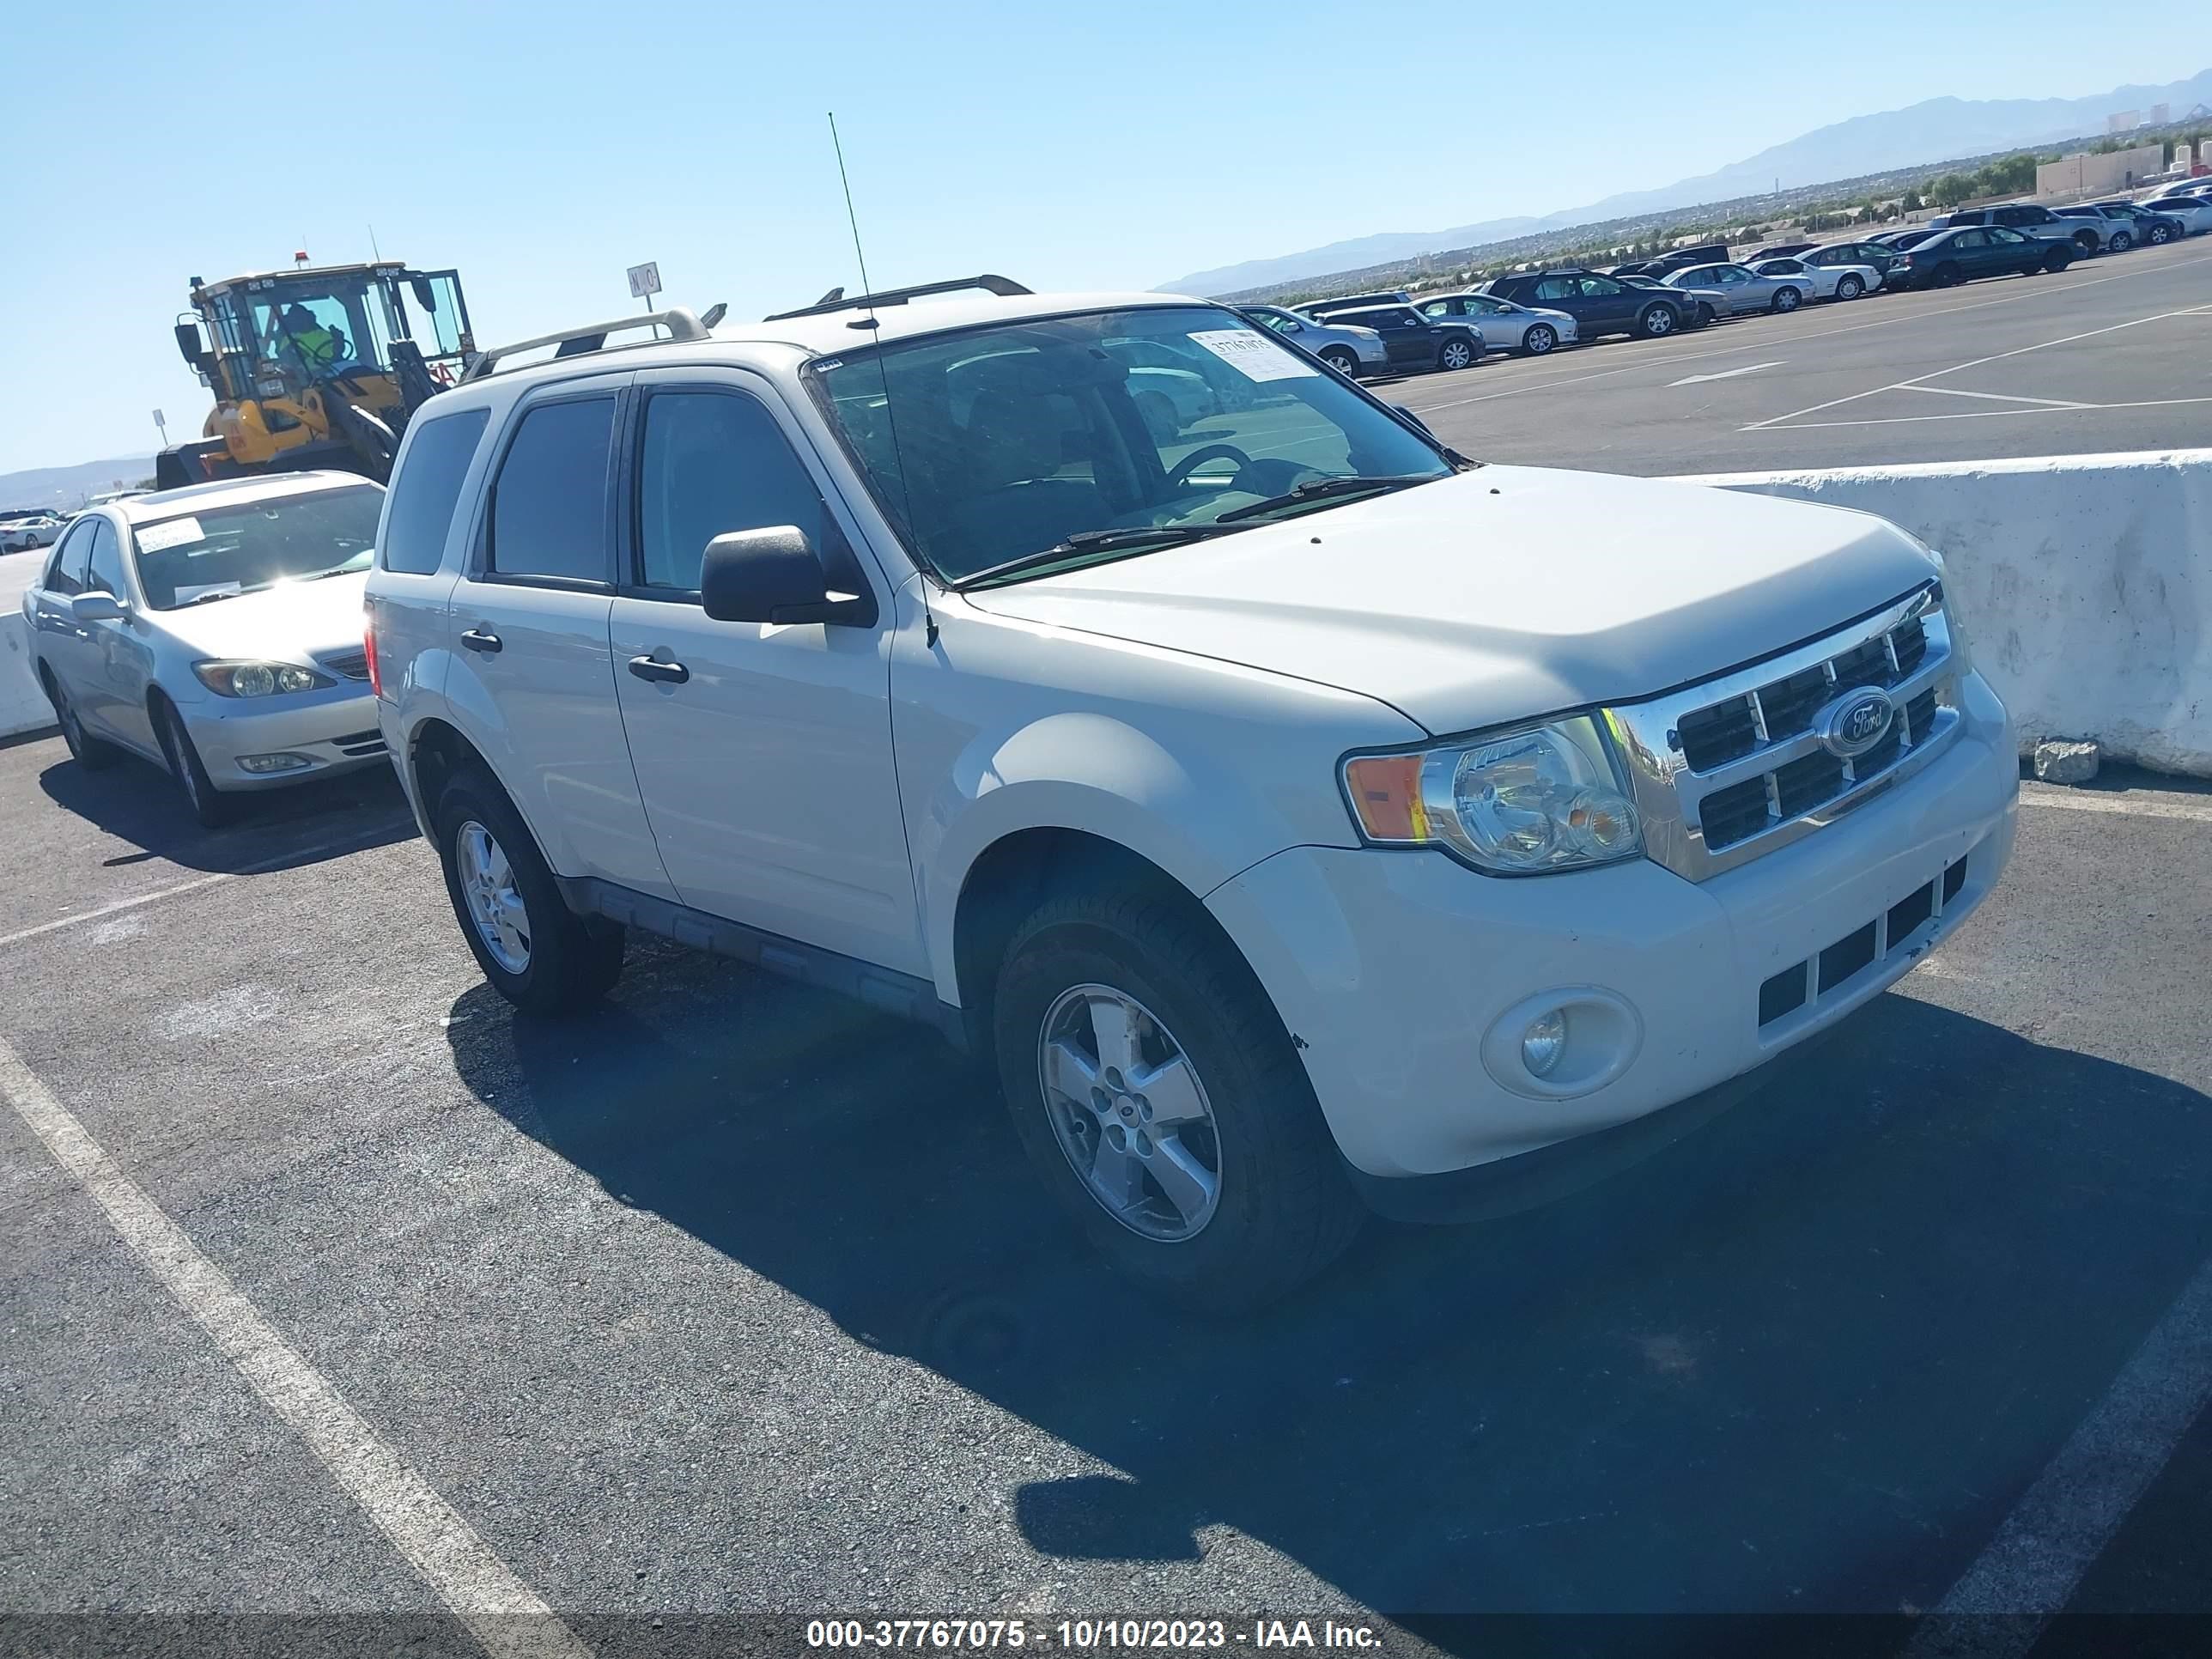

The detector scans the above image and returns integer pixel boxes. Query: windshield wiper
[178,589,240,607]
[294,563,367,581]
[1213,473,1439,524]
[953,524,1235,590]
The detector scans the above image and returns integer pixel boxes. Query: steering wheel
[1166,443,1255,492]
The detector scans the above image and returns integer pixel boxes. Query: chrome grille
[1607,586,1962,883]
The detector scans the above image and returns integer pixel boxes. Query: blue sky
[1,1,2195,470]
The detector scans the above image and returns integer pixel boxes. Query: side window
[1952,229,1988,249]
[85,520,127,599]
[1420,301,1448,317]
[1532,277,1576,302]
[635,390,832,595]
[1577,276,1622,296]
[383,407,489,575]
[43,522,93,596]
[488,397,617,583]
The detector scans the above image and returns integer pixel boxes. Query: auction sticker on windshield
[135,518,204,553]
[1188,329,1319,382]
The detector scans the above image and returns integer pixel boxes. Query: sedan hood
[152,570,368,664]
[963,469,1938,734]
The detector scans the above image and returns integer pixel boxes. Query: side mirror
[173,321,210,371]
[700,526,876,627]
[71,592,128,623]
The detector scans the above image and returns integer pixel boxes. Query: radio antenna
[829,112,934,645]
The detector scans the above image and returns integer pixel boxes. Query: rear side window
[382,407,489,575]
[635,391,830,593]
[488,398,616,583]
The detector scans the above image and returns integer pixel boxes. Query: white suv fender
[890,589,1424,1008]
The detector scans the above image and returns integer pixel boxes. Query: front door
[78,516,159,753]
[606,371,924,977]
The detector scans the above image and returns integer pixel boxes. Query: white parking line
[1903,386,2091,409]
[1901,1251,2212,1656]
[1747,301,2212,430]
[0,830,409,951]
[2020,785,2212,823]
[1395,249,2212,417]
[0,1036,589,1659]
[1765,395,2212,432]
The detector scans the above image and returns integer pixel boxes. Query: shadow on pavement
[35,747,416,875]
[443,948,2212,1632]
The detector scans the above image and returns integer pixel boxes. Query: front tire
[1319,346,1360,378]
[2149,224,2173,246]
[2108,230,2133,252]
[154,700,234,828]
[432,770,625,1015]
[1635,304,1676,338]
[990,879,1363,1311]
[1520,323,1557,356]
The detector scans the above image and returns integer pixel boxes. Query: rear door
[446,374,676,897]
[606,370,923,975]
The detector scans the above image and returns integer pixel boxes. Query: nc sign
[627,261,662,301]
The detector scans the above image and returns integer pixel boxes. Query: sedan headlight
[1341,714,1643,874]
[193,659,332,698]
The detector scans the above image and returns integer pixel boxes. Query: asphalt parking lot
[4,711,2212,1653]
[1390,238,2212,475]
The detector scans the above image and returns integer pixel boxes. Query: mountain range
[0,456,157,514]
[1164,70,2212,295]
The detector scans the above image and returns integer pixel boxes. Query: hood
[151,570,368,664]
[962,469,1938,735]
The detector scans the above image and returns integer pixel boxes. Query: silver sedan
[1237,304,1390,377]
[1416,290,1581,356]
[1663,261,1817,314]
[21,471,386,826]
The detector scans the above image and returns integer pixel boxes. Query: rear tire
[154,700,235,828]
[990,878,1364,1312]
[43,671,118,770]
[1931,262,1963,289]
[1436,337,1475,371]
[2074,230,2099,255]
[432,769,625,1015]
[1520,324,1558,356]
[1835,274,1864,301]
[2042,250,2070,274]
[1770,286,1802,313]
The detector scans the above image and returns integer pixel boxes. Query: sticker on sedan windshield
[1187,329,1320,382]
[135,517,204,553]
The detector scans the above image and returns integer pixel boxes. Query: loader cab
[167,261,477,485]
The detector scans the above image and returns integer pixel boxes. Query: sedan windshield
[811,307,1453,585]
[129,484,383,610]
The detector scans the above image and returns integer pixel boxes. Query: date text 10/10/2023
[804,1619,1386,1650]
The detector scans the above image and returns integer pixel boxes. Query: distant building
[2148,103,2170,127]
[2038,143,2165,199]
[2108,110,2140,134]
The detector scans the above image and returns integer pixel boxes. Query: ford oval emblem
[1815,686,1895,760]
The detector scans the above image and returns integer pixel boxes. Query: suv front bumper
[1205,670,2016,1186]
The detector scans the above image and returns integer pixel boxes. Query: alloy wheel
[457,820,532,974]
[1037,983,1223,1243]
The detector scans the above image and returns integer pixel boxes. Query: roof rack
[460,307,712,383]
[763,274,1030,323]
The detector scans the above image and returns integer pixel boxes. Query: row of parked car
[1,489,151,554]
[1257,178,2212,377]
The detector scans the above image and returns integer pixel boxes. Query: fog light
[1522,1009,1567,1076]
[238,752,311,774]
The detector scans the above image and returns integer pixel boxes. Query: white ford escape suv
[366,276,2016,1308]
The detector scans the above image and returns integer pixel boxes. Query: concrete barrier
[1675,448,2212,779]
[0,550,54,740]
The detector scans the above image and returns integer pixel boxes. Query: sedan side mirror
[71,592,128,623]
[701,526,877,627]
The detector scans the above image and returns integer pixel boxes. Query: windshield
[128,484,383,610]
[811,307,1453,584]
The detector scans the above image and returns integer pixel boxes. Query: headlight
[192,659,331,697]
[1341,714,1644,874]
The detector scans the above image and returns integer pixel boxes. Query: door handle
[460,629,501,654]
[627,655,690,685]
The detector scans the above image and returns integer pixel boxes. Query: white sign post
[152,409,168,446]
[626,261,662,313]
